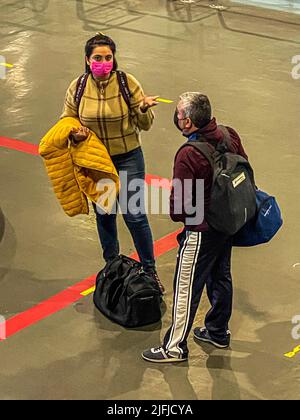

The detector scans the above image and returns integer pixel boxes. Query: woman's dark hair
[85,33,118,73]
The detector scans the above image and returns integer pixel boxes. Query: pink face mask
[90,61,113,78]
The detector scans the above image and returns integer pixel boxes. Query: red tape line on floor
[0,137,39,155]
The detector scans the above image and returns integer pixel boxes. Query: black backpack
[74,70,132,112]
[184,126,257,235]
[93,255,162,328]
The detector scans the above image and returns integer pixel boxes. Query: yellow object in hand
[0,63,13,68]
[156,98,174,104]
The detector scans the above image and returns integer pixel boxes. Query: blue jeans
[93,147,156,272]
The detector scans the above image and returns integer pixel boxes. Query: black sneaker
[194,327,231,349]
[142,347,187,364]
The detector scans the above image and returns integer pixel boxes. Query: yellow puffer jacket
[39,117,120,217]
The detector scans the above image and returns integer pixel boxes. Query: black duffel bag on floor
[93,255,162,328]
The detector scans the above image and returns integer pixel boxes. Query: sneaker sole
[193,333,229,349]
[142,354,187,364]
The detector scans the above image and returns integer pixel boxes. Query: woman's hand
[140,95,159,113]
[69,126,90,143]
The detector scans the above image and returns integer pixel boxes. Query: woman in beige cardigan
[61,33,164,293]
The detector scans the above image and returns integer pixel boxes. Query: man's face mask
[174,109,189,136]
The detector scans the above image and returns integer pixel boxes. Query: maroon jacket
[170,118,248,232]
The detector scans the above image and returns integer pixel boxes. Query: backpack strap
[185,141,216,170]
[177,125,233,170]
[117,70,132,110]
[74,73,89,112]
[217,125,232,152]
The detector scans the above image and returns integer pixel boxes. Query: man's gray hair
[179,92,212,128]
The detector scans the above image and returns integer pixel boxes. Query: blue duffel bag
[233,189,283,247]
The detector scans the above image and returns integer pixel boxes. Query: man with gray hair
[142,92,248,363]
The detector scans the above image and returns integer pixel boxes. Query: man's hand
[70,126,90,143]
[140,95,159,113]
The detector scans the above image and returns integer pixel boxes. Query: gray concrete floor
[0,0,300,400]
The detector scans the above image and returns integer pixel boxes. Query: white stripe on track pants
[163,228,233,359]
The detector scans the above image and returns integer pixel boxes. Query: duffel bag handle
[107,267,144,311]
[106,267,135,310]
[106,279,124,311]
